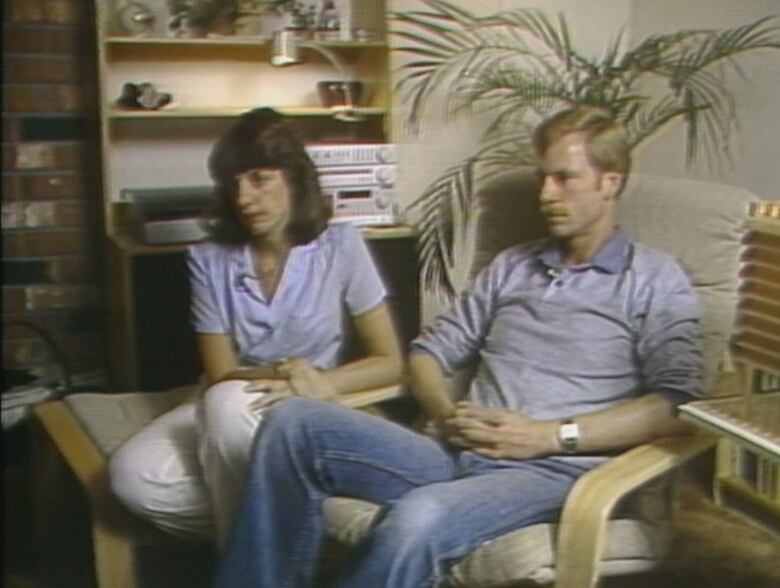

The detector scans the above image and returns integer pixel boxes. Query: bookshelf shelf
[108,106,386,119]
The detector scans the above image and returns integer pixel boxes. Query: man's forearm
[562,392,695,454]
[409,351,456,420]
[448,391,696,459]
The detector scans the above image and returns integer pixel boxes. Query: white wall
[629,0,780,200]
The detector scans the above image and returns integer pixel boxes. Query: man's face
[537,133,621,241]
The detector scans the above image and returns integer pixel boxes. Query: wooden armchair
[33,384,404,588]
[321,170,761,587]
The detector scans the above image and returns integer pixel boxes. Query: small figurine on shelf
[314,0,340,40]
[116,82,173,110]
[166,0,238,37]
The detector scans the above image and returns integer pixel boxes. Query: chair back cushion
[468,169,759,389]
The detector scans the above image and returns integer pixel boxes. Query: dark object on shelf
[317,80,362,108]
[116,82,173,110]
[167,0,238,37]
[3,369,37,392]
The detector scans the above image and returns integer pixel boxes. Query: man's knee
[382,489,453,539]
[260,397,352,450]
[266,396,332,426]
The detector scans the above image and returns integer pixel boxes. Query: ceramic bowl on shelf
[317,81,363,108]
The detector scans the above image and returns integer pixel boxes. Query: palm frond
[393,1,779,297]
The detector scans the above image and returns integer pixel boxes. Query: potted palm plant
[392,0,779,297]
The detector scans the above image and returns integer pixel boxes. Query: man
[214,107,703,588]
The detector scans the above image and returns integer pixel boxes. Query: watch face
[560,423,579,441]
[559,421,580,452]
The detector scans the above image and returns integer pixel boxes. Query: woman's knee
[201,380,255,430]
[200,381,262,452]
[108,442,158,515]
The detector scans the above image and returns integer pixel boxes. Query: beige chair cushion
[64,385,197,456]
[323,497,668,587]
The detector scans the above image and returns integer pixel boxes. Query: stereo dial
[375,166,396,186]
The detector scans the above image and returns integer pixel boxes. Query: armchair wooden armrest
[33,400,160,588]
[554,433,715,588]
[335,383,406,408]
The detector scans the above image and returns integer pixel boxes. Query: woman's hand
[244,379,294,411]
[243,358,337,410]
[280,358,338,402]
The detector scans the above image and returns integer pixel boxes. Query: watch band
[557,419,580,454]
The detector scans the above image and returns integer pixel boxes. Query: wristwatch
[557,419,580,454]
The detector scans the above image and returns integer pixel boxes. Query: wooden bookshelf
[680,213,780,529]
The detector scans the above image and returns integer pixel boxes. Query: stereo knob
[376,146,395,164]
[375,194,390,209]
[375,166,396,186]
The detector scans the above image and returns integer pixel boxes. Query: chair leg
[92,521,140,588]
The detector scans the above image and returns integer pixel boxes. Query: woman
[108,108,403,545]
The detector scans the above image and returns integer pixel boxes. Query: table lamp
[271,31,364,122]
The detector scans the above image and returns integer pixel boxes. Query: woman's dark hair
[206,108,331,245]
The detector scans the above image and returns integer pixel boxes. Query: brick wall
[2,0,106,384]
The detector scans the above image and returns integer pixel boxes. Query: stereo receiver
[307,143,402,227]
[306,143,396,167]
[318,164,396,189]
[324,186,401,227]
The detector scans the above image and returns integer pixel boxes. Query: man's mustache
[540,205,568,216]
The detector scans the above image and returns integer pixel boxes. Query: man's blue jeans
[215,397,589,588]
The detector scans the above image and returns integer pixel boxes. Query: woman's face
[233,167,292,242]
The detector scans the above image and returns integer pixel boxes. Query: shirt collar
[235,234,321,272]
[537,229,632,274]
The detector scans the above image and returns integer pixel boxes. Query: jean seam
[322,450,449,487]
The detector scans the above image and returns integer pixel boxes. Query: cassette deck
[307,143,402,227]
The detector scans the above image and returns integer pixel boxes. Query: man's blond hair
[534,107,632,191]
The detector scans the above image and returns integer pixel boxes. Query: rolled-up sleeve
[411,255,504,373]
[637,262,704,402]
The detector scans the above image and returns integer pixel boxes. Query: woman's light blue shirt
[187,224,386,369]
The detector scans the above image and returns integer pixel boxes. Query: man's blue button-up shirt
[412,230,704,451]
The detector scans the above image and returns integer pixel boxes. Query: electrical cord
[3,320,73,397]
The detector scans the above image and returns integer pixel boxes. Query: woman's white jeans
[108,380,264,545]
